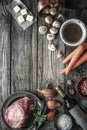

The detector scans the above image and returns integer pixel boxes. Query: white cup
[60,19,87,46]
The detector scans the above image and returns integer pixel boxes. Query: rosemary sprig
[28,102,46,130]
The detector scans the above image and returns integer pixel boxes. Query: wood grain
[0,0,87,130]
[0,1,11,129]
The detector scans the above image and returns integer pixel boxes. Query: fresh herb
[28,102,46,130]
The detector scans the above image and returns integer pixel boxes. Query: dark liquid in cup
[63,23,82,43]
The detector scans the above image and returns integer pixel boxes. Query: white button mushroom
[52,21,60,28]
[50,27,58,34]
[57,13,64,20]
[39,26,48,34]
[43,7,50,14]
[45,16,53,24]
[50,4,54,8]
[47,33,55,41]
[48,44,56,51]
[54,2,59,7]
[49,8,57,16]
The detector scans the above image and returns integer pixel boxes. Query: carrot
[72,51,87,69]
[60,43,87,75]
[60,51,87,75]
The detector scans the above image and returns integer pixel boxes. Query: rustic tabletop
[0,0,87,130]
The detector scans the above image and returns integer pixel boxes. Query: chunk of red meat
[4,97,36,129]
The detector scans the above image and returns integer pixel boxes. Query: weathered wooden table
[0,0,87,130]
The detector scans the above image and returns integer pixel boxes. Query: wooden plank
[11,0,38,93]
[0,1,11,129]
[37,19,65,130]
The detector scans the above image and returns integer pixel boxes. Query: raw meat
[4,96,36,129]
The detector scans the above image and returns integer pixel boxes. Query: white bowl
[60,19,87,46]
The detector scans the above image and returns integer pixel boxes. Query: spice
[56,114,72,130]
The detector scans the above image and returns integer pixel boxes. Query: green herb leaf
[28,101,46,130]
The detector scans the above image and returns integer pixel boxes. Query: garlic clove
[48,44,56,51]
[67,79,73,86]
[47,110,56,122]
[50,27,58,34]
[46,100,61,109]
[37,88,57,98]
[39,26,48,35]
[45,16,53,24]
[57,50,63,58]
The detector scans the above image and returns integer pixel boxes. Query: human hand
[60,43,87,75]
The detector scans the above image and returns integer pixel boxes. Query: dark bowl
[1,92,42,130]
[76,77,87,98]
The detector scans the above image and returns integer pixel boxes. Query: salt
[57,114,72,130]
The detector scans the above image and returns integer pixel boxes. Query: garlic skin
[37,88,57,98]
[52,21,60,28]
[48,44,56,51]
[46,100,61,109]
[47,110,56,122]
[49,8,57,16]
[47,33,55,41]
[45,16,53,24]
[50,27,58,34]
[39,26,48,35]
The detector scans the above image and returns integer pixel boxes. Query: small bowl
[54,113,73,130]
[76,77,87,98]
[38,0,61,18]
[1,92,42,130]
[60,19,87,46]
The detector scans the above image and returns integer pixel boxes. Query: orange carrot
[60,51,87,75]
[60,43,87,75]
